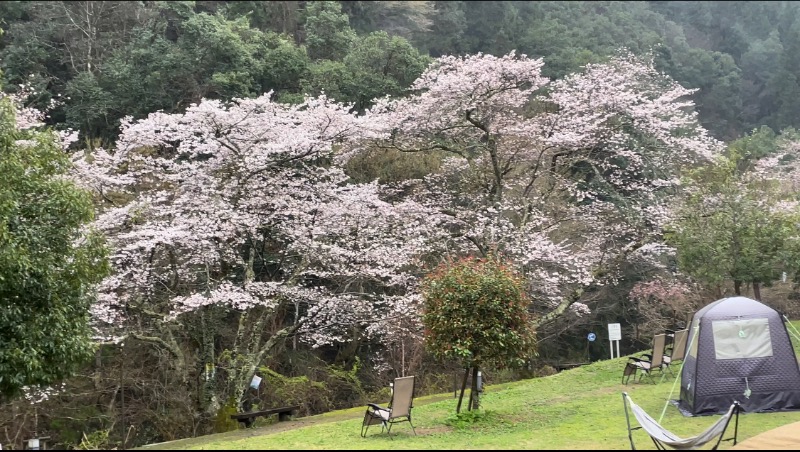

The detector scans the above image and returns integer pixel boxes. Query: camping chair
[662,329,688,378]
[622,392,739,450]
[624,334,668,384]
[361,375,417,439]
[665,329,676,354]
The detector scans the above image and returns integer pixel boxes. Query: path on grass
[731,420,800,450]
[136,393,456,450]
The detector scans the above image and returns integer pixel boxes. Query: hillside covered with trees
[4,1,800,143]
[3,1,800,449]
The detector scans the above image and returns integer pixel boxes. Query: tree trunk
[200,309,219,415]
[734,280,742,295]
[753,281,762,301]
[468,366,480,411]
[93,347,103,392]
[456,367,469,414]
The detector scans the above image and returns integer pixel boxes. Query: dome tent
[677,296,800,416]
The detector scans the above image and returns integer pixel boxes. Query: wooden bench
[230,405,300,428]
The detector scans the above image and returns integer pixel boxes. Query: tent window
[711,318,772,360]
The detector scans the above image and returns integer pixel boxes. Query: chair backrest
[670,329,689,361]
[650,334,666,367]
[389,376,415,418]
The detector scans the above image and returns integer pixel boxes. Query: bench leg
[278,412,293,422]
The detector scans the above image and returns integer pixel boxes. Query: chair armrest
[367,403,388,412]
[628,356,650,363]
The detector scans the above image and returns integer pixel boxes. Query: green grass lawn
[137,321,800,450]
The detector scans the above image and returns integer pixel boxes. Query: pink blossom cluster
[73,93,440,348]
[354,51,720,315]
[753,140,800,197]
[1,81,66,131]
[629,277,693,304]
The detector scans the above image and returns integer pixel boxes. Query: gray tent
[678,296,800,416]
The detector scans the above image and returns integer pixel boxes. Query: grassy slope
[138,321,800,450]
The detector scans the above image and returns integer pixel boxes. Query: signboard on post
[608,323,622,340]
[608,323,622,359]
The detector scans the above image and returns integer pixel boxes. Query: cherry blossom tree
[353,50,722,324]
[69,49,725,426]
[627,277,700,339]
[71,93,441,414]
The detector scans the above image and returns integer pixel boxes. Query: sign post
[587,332,596,362]
[608,323,622,359]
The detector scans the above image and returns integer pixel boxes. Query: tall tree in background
[340,1,434,43]
[304,1,356,61]
[302,28,429,110]
[423,0,466,56]
[338,31,429,111]
[667,151,800,300]
[221,1,301,37]
[0,87,109,400]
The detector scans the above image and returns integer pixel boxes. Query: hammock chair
[622,392,739,450]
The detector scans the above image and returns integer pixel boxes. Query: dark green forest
[3,0,800,144]
[3,1,800,449]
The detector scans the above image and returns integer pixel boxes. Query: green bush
[422,255,536,370]
[444,410,496,430]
